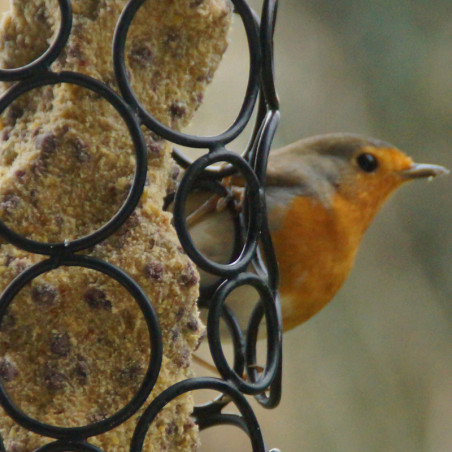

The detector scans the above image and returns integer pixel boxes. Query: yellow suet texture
[0,0,231,450]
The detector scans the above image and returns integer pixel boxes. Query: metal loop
[0,71,147,256]
[207,273,280,394]
[113,0,260,148]
[0,0,72,81]
[251,110,281,184]
[131,377,266,452]
[246,298,282,408]
[35,441,105,452]
[173,148,263,276]
[260,0,279,110]
[0,255,162,440]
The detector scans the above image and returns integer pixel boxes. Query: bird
[179,133,449,340]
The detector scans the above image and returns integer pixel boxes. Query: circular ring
[255,358,282,409]
[0,0,72,81]
[196,411,251,433]
[0,71,147,256]
[173,148,263,276]
[200,302,246,379]
[191,180,244,296]
[191,303,246,419]
[246,297,282,408]
[36,441,104,452]
[253,217,280,295]
[251,110,280,183]
[207,273,280,394]
[172,145,253,197]
[0,254,162,440]
[260,0,279,110]
[250,111,281,291]
[113,0,261,148]
[131,377,266,452]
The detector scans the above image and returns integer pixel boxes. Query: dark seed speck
[6,104,24,125]
[186,318,199,332]
[0,193,20,213]
[178,265,199,287]
[170,102,187,119]
[1,126,12,141]
[43,365,67,391]
[145,262,164,281]
[129,45,153,66]
[124,212,140,229]
[0,358,18,382]
[74,356,89,384]
[67,43,82,60]
[171,328,180,342]
[118,363,142,384]
[35,132,57,158]
[70,136,91,162]
[83,288,113,311]
[0,311,15,332]
[35,5,47,22]
[176,307,185,321]
[146,135,164,161]
[166,421,177,435]
[15,169,26,180]
[31,283,59,308]
[175,348,190,368]
[50,332,71,357]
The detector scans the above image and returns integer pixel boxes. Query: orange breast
[271,195,363,330]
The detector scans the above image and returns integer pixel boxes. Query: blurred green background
[0,0,450,451]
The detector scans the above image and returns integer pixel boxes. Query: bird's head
[268,133,449,231]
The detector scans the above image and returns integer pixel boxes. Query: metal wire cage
[0,0,281,450]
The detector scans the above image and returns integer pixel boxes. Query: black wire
[0,255,162,440]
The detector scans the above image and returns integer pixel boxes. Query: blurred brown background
[191,1,452,450]
[0,0,451,451]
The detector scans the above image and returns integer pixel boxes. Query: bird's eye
[356,153,379,172]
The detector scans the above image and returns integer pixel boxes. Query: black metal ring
[0,254,162,440]
[190,303,247,419]
[245,297,282,408]
[0,71,147,256]
[131,377,266,452]
[173,178,243,298]
[0,0,72,81]
[250,110,281,293]
[207,273,280,394]
[173,148,263,276]
[198,302,246,378]
[196,410,251,433]
[260,0,279,110]
[35,441,104,452]
[245,108,282,407]
[113,0,260,148]
[251,110,280,184]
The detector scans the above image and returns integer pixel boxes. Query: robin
[182,133,449,336]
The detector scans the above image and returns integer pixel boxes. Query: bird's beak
[402,163,450,180]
